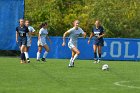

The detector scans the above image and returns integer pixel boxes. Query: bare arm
[98,32,105,38]
[82,32,87,38]
[46,35,52,43]
[88,32,94,44]
[62,31,70,46]
[16,31,18,43]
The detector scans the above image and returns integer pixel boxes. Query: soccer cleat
[93,60,97,64]
[97,59,100,63]
[72,62,74,67]
[23,60,27,64]
[41,58,46,62]
[20,60,24,64]
[36,59,40,62]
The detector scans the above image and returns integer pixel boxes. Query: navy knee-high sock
[21,53,24,60]
[99,53,101,59]
[23,53,26,61]
[94,52,97,60]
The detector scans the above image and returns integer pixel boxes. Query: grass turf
[0,57,140,93]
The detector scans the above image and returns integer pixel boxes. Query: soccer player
[36,22,52,62]
[62,20,86,67]
[88,20,105,63]
[24,20,35,63]
[16,19,30,64]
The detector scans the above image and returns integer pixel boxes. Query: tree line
[25,0,140,38]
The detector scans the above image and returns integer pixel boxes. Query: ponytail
[39,22,48,28]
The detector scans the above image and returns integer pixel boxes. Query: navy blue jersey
[92,26,105,46]
[92,26,104,40]
[16,25,29,37]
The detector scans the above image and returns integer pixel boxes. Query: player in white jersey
[36,22,52,62]
[62,20,86,67]
[24,20,35,63]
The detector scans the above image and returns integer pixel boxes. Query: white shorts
[37,40,47,46]
[68,42,77,49]
[27,38,31,47]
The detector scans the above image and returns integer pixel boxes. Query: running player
[24,20,35,63]
[16,19,30,64]
[88,20,105,63]
[62,20,86,67]
[36,22,52,62]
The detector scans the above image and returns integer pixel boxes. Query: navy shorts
[18,37,27,46]
[94,39,104,46]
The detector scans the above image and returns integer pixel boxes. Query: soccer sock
[99,53,101,60]
[72,54,78,62]
[43,51,48,58]
[21,53,24,60]
[37,52,41,60]
[24,52,29,59]
[69,57,73,65]
[23,53,26,61]
[94,52,97,60]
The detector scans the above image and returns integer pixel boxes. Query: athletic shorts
[27,38,31,47]
[19,37,27,46]
[37,39,47,46]
[94,39,104,46]
[68,42,77,49]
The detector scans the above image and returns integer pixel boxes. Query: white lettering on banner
[110,41,121,57]
[137,42,140,58]
[124,42,135,58]
[102,41,107,57]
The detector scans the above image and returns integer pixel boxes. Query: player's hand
[88,40,90,44]
[98,35,102,39]
[62,42,66,46]
[16,39,18,43]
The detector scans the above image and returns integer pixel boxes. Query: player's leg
[97,45,102,63]
[68,50,76,67]
[24,46,30,63]
[93,45,98,63]
[37,45,42,61]
[41,44,49,62]
[71,47,80,63]
[20,45,26,63]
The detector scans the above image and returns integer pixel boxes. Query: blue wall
[0,0,24,50]
[27,37,140,61]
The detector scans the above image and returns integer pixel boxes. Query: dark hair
[25,20,30,22]
[39,22,48,28]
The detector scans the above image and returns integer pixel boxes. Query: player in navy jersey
[16,19,30,64]
[88,20,105,63]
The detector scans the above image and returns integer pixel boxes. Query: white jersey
[37,28,48,46]
[26,26,35,46]
[68,27,84,44]
[26,26,35,39]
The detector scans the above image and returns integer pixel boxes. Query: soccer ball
[102,64,109,71]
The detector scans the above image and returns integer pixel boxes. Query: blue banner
[28,37,140,61]
[0,0,24,50]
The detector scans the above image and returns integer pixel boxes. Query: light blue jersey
[68,27,84,44]
[26,26,35,39]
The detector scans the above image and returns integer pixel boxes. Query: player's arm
[88,32,94,44]
[31,27,35,35]
[62,31,70,46]
[98,32,105,38]
[46,35,52,44]
[82,32,87,38]
[16,31,19,43]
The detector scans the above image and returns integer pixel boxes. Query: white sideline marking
[114,81,140,89]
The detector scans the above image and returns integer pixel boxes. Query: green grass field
[0,57,140,93]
